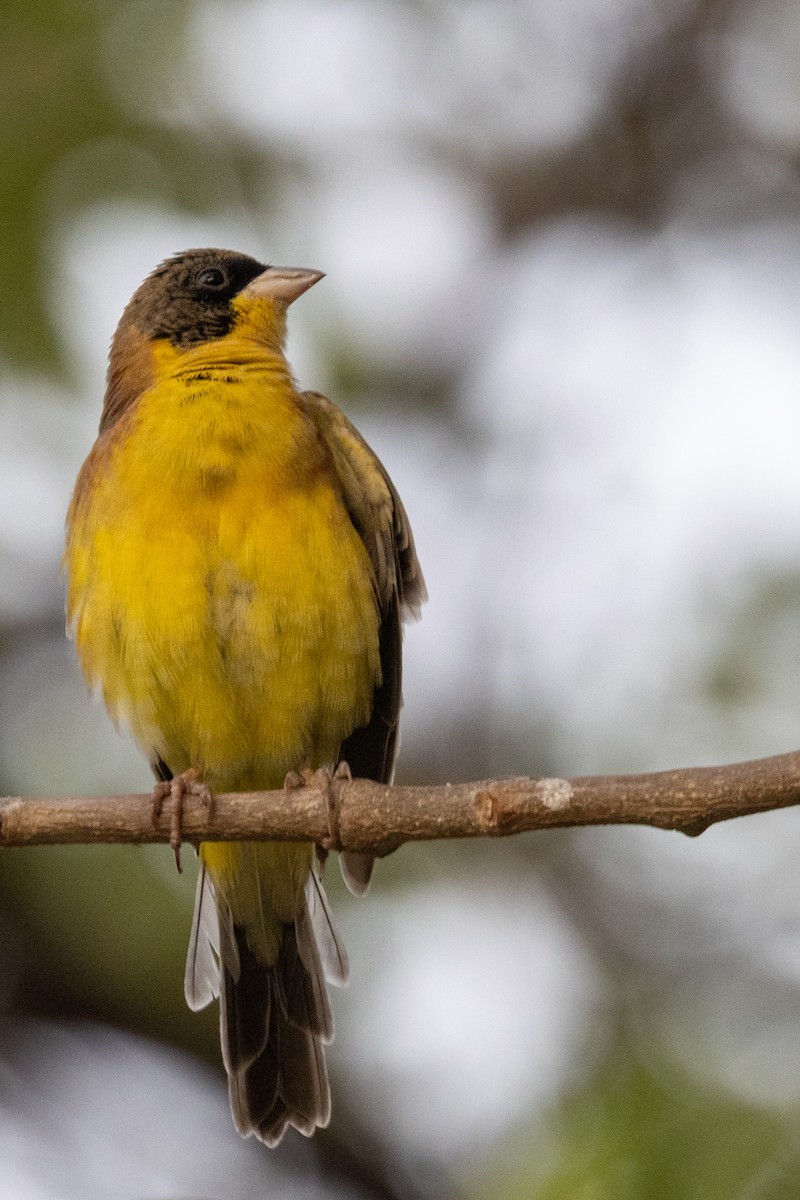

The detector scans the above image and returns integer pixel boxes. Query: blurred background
[5,0,800,1196]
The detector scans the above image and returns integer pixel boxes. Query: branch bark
[1,750,800,852]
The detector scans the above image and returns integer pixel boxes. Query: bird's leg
[284,762,351,867]
[151,768,213,872]
[328,761,351,856]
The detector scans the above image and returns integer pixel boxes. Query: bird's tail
[185,861,349,1146]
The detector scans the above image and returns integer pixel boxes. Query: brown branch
[1,750,800,852]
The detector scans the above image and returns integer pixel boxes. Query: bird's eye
[196,268,227,289]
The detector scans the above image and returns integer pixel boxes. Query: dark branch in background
[1,750,800,851]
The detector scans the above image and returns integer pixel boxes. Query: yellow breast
[66,342,381,791]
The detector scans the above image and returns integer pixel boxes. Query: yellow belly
[69,365,380,785]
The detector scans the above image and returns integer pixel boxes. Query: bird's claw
[151,768,213,872]
[283,762,351,865]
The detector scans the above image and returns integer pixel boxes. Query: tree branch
[1,750,800,852]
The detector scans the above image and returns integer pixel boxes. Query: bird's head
[119,248,323,352]
[102,248,324,430]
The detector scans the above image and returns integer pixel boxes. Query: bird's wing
[299,391,425,620]
[299,391,426,894]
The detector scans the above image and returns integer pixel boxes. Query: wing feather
[300,391,426,895]
[299,391,426,618]
[299,388,424,897]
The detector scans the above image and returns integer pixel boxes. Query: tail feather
[184,865,239,1012]
[189,867,343,1145]
[302,870,349,984]
[340,850,375,896]
[277,924,333,1041]
[229,1014,280,1134]
[257,1096,317,1148]
[225,943,332,1141]
[184,862,221,1011]
[220,929,271,1074]
[274,996,331,1122]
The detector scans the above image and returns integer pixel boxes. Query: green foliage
[478,1048,800,1200]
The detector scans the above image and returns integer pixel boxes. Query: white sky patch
[337,879,601,1161]
[291,157,491,369]
[0,381,93,619]
[720,0,800,148]
[0,634,150,796]
[0,1020,299,1199]
[461,216,800,768]
[352,413,482,744]
[191,0,683,159]
[191,0,421,147]
[0,402,72,560]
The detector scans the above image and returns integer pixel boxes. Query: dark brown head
[101,248,324,431]
[122,249,270,347]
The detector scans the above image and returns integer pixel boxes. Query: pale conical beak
[241,266,325,305]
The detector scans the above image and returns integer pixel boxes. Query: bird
[64,248,425,1146]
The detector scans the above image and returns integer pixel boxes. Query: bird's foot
[151,768,213,872]
[283,762,351,866]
